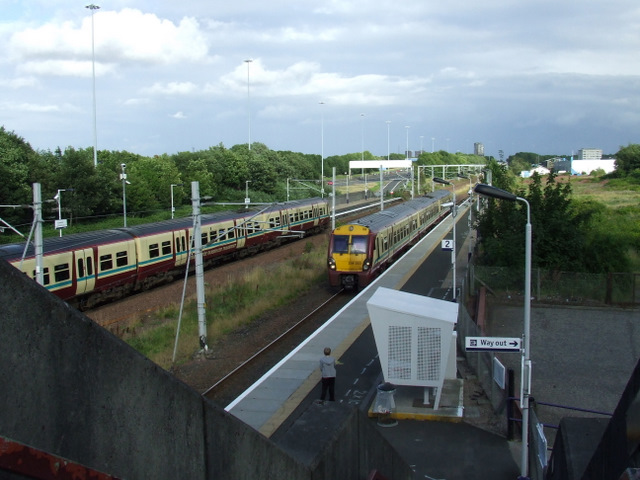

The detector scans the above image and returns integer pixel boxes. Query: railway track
[202,289,351,407]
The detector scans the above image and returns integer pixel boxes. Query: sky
[1,0,639,161]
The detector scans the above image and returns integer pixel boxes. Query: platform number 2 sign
[441,239,453,251]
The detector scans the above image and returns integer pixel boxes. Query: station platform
[367,380,465,423]
[226,202,465,435]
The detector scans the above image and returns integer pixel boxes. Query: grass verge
[125,240,327,369]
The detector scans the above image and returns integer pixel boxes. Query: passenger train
[327,190,452,289]
[0,197,329,310]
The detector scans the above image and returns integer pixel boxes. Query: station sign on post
[465,336,521,353]
[54,219,68,230]
[441,239,453,251]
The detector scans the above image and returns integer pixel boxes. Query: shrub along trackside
[126,240,326,369]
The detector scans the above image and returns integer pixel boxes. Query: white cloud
[8,8,210,78]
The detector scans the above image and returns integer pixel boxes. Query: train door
[174,230,188,266]
[75,248,96,295]
[313,205,319,226]
[235,221,246,248]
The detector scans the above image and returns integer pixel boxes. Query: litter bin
[373,382,397,427]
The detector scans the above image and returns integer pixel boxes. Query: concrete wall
[0,259,409,479]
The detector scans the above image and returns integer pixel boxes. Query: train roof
[0,229,133,261]
[347,190,450,233]
[0,197,329,260]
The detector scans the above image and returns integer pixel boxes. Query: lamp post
[433,177,456,301]
[386,120,391,161]
[245,180,251,209]
[54,188,74,237]
[360,113,365,161]
[120,163,129,227]
[170,183,183,219]
[86,4,100,167]
[405,125,410,160]
[474,183,532,479]
[244,59,253,150]
[458,174,473,258]
[320,101,325,198]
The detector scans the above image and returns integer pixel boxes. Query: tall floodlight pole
[86,4,100,167]
[386,121,391,161]
[244,59,253,150]
[360,113,365,161]
[405,126,410,160]
[474,183,532,479]
[433,177,456,301]
[420,135,424,155]
[320,101,325,197]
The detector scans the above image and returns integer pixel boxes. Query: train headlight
[362,258,371,271]
[328,257,336,270]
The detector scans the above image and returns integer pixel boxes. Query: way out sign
[465,336,521,353]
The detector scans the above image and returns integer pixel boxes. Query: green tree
[0,127,38,227]
[614,144,640,176]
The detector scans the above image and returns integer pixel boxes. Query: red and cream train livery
[327,190,452,290]
[0,197,329,309]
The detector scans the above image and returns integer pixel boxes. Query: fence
[472,266,639,307]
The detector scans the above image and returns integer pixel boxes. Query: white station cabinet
[367,287,458,410]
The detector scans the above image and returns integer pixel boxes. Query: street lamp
[474,183,532,479]
[458,174,473,258]
[405,125,410,160]
[86,4,100,167]
[320,101,325,197]
[245,180,251,209]
[386,120,391,161]
[170,183,184,219]
[244,59,253,150]
[433,177,456,301]
[54,188,74,237]
[360,113,366,161]
[120,163,130,227]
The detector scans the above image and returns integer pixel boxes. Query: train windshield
[332,235,367,254]
[351,235,368,254]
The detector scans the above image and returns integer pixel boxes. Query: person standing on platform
[319,347,337,402]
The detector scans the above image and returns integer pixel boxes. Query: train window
[352,236,368,254]
[383,237,388,252]
[116,251,128,267]
[148,244,160,259]
[332,235,349,253]
[228,228,235,240]
[162,241,171,255]
[87,257,93,276]
[100,254,113,271]
[54,263,71,282]
[201,232,208,245]
[77,259,85,278]
[33,267,51,285]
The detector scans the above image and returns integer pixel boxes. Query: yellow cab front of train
[327,224,372,289]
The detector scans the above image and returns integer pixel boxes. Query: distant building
[474,142,484,156]
[520,165,551,178]
[578,148,603,160]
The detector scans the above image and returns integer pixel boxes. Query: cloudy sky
[2,0,639,160]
